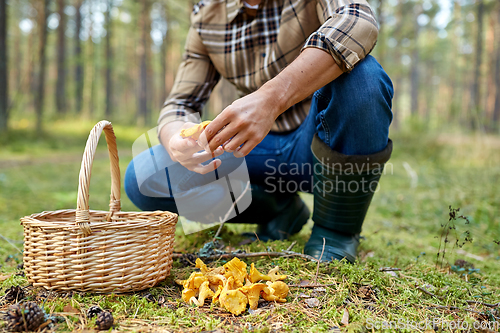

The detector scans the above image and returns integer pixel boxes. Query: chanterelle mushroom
[182,288,197,303]
[178,257,289,315]
[240,283,267,310]
[195,258,210,274]
[179,121,211,140]
[262,281,289,302]
[178,271,207,290]
[190,280,214,307]
[219,277,248,315]
[267,266,287,282]
[249,263,271,283]
[269,281,289,301]
[223,258,247,287]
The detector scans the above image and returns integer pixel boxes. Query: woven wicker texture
[21,121,178,292]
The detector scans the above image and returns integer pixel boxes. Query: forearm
[259,48,343,117]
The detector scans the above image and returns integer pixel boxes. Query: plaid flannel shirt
[159,0,378,133]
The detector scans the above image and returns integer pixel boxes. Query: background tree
[0,0,8,132]
[138,0,152,126]
[35,0,50,135]
[55,0,66,114]
[1,0,499,133]
[493,3,500,127]
[105,0,113,118]
[74,0,84,114]
[470,0,484,129]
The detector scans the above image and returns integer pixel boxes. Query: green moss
[1,123,500,331]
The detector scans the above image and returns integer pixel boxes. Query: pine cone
[3,302,46,332]
[178,253,198,266]
[95,311,113,330]
[87,306,103,319]
[3,286,26,304]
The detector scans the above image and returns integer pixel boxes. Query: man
[125,0,393,262]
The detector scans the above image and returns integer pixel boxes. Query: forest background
[0,0,500,134]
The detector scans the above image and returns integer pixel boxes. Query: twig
[0,234,23,253]
[173,251,317,261]
[133,307,140,319]
[314,238,325,284]
[417,286,444,300]
[281,251,318,261]
[379,267,402,272]
[286,241,297,252]
[424,303,490,317]
[213,181,251,242]
[466,300,500,308]
[288,283,337,288]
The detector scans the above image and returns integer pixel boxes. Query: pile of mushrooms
[176,257,289,315]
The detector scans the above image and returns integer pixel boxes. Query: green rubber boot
[304,135,393,263]
[236,184,310,241]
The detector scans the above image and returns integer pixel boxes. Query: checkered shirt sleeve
[157,26,221,134]
[303,0,379,72]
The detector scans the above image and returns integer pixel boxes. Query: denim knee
[124,159,178,212]
[312,55,394,155]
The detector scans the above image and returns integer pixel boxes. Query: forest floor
[1,119,500,332]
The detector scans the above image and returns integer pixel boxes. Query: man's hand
[160,121,224,174]
[198,89,280,157]
[198,48,343,157]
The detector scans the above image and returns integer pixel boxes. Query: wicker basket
[20,120,178,293]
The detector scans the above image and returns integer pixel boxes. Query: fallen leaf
[248,308,267,315]
[298,293,310,298]
[341,308,349,326]
[63,304,80,314]
[304,298,320,308]
[299,280,311,286]
[385,271,398,278]
[313,287,326,292]
[0,274,11,281]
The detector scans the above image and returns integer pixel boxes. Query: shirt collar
[226,0,266,22]
[226,0,244,22]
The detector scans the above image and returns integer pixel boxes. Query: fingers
[184,158,222,174]
[183,147,224,164]
[175,145,224,174]
[200,112,233,153]
[233,139,259,158]
[222,133,244,153]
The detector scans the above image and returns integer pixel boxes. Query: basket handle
[76,120,121,235]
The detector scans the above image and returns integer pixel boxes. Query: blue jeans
[125,55,393,217]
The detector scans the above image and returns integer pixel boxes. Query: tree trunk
[410,6,421,117]
[160,25,167,106]
[138,0,151,125]
[74,0,83,114]
[105,0,113,118]
[376,0,385,68]
[493,5,500,128]
[0,0,8,132]
[485,13,495,127]
[470,0,484,130]
[391,0,404,129]
[56,0,66,114]
[83,2,95,118]
[447,0,461,124]
[35,0,50,135]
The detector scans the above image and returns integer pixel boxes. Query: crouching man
[125,0,394,263]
